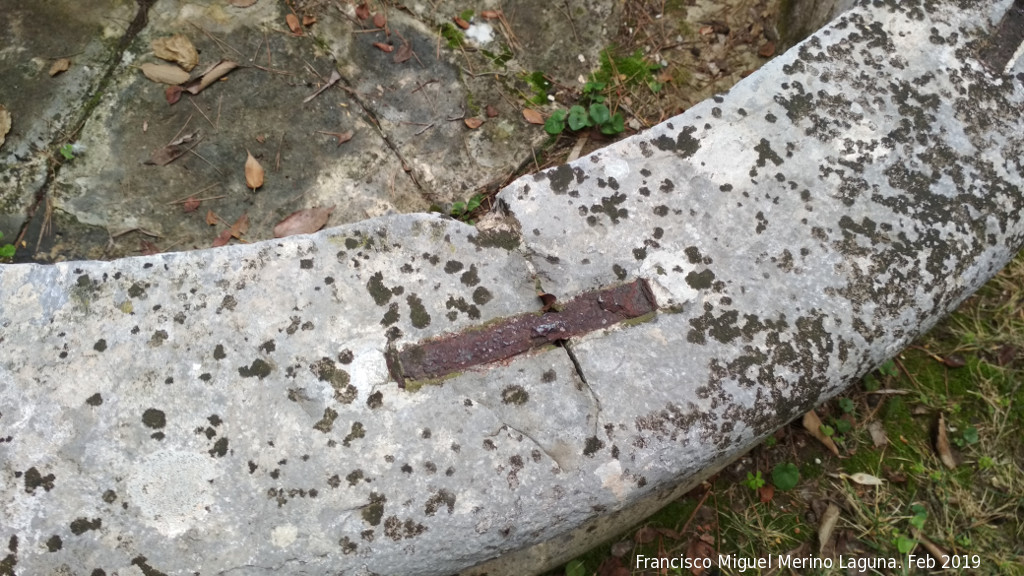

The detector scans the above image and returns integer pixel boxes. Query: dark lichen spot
[653,205,669,217]
[612,264,627,280]
[472,286,493,306]
[102,490,117,503]
[469,229,521,250]
[381,303,400,326]
[652,125,700,158]
[217,295,237,313]
[346,469,365,486]
[149,330,168,347]
[93,339,107,352]
[366,272,393,306]
[345,238,360,249]
[208,437,228,458]
[383,516,427,541]
[260,340,276,353]
[367,391,383,409]
[754,138,783,167]
[142,408,166,429]
[541,369,556,383]
[300,259,314,269]
[407,294,431,329]
[583,436,605,457]
[313,408,338,433]
[421,428,432,439]
[590,193,629,224]
[544,164,576,195]
[483,439,496,451]
[127,282,146,298]
[342,422,365,447]
[213,344,226,360]
[444,260,464,273]
[401,464,413,474]
[238,358,272,379]
[459,265,480,287]
[339,536,358,555]
[685,269,715,290]
[86,393,103,406]
[424,489,456,516]
[131,555,168,576]
[45,535,62,552]
[501,385,529,405]
[633,247,647,260]
[70,517,102,535]
[659,179,675,193]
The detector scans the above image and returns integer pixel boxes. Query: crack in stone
[562,340,602,439]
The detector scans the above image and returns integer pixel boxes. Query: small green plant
[894,531,916,554]
[819,423,835,438]
[838,397,855,414]
[440,23,464,49]
[450,194,484,222]
[879,359,899,377]
[60,143,76,160]
[832,418,852,435]
[772,462,800,490]
[908,504,927,530]
[744,470,765,491]
[545,103,624,136]
[0,232,15,260]
[564,559,586,576]
[952,425,979,448]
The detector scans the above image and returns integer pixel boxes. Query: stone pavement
[3,1,1024,575]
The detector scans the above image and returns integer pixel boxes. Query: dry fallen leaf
[480,10,502,19]
[867,420,888,447]
[49,58,71,77]
[318,130,353,146]
[803,410,840,456]
[522,108,544,125]
[355,2,370,20]
[229,213,249,238]
[206,210,218,226]
[464,117,483,129]
[286,13,302,34]
[758,41,776,58]
[140,62,190,85]
[486,104,498,118]
[373,12,386,28]
[453,16,470,29]
[184,60,238,95]
[228,0,258,6]
[758,484,775,503]
[843,472,884,486]
[394,41,413,63]
[165,85,183,105]
[303,14,316,27]
[0,105,10,150]
[244,150,264,190]
[183,196,200,212]
[152,34,199,71]
[817,503,840,555]
[373,42,394,53]
[936,414,957,469]
[212,228,233,247]
[145,131,199,166]
[273,205,336,237]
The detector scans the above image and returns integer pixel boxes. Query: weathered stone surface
[3,1,1024,575]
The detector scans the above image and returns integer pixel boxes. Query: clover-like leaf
[589,103,610,127]
[772,462,800,491]
[544,109,567,135]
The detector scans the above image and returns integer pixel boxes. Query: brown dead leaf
[183,196,201,212]
[318,130,353,146]
[211,228,233,247]
[140,62,190,85]
[145,131,199,166]
[941,353,966,368]
[522,108,544,125]
[229,212,249,238]
[355,2,370,20]
[758,41,776,58]
[464,117,483,129]
[486,104,498,118]
[184,60,239,95]
[286,13,302,34]
[165,85,183,105]
[244,150,264,190]
[453,16,470,29]
[538,292,558,312]
[394,41,413,63]
[633,525,657,544]
[49,58,71,77]
[480,9,503,19]
[273,205,336,237]
[303,14,316,27]
[867,420,888,447]
[373,12,386,28]
[0,105,11,150]
[685,538,715,576]
[205,210,218,226]
[152,34,199,71]
[373,42,394,53]
[803,410,840,456]
[935,414,957,469]
[817,503,840,555]
[140,239,160,256]
[758,483,775,503]
[843,472,884,486]
[228,0,258,6]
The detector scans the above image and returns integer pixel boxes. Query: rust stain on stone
[389,279,657,387]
